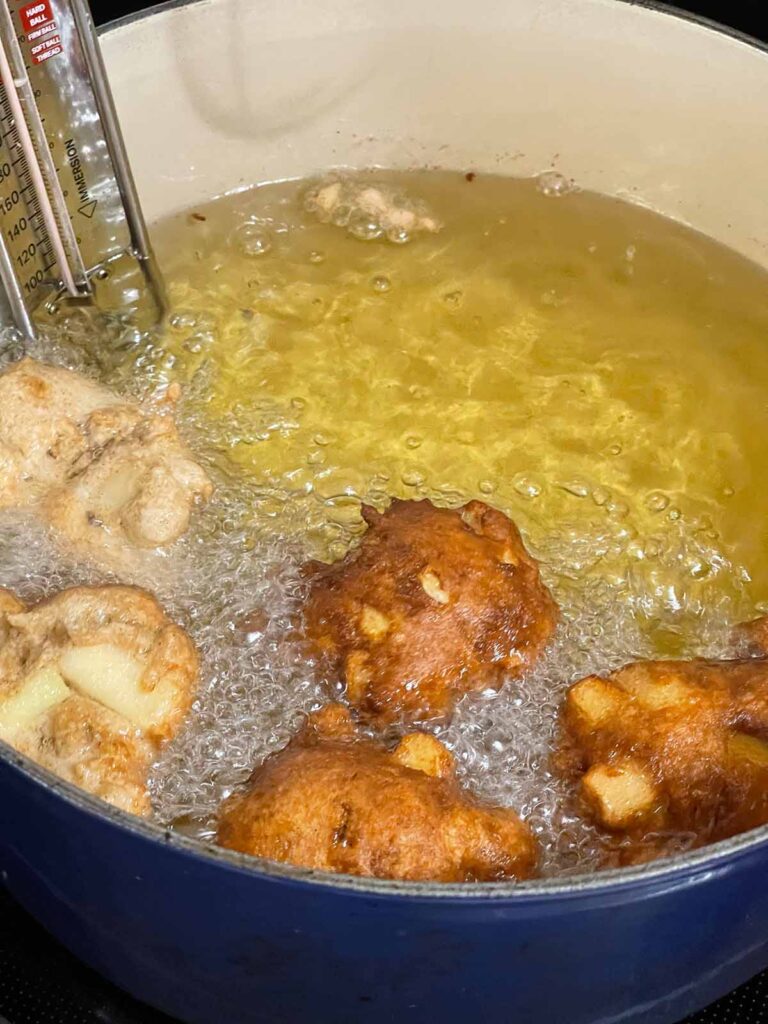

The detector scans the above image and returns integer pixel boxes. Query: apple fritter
[303,499,557,726]
[217,704,537,882]
[560,656,768,844]
[0,358,212,566]
[0,584,198,815]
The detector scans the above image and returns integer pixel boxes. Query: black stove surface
[0,886,766,1024]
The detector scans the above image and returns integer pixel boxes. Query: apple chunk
[0,666,71,738]
[615,674,691,710]
[582,760,659,830]
[567,676,625,731]
[393,732,454,778]
[59,643,174,732]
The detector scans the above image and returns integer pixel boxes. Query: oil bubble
[690,560,712,580]
[645,491,670,513]
[405,435,423,450]
[325,495,363,527]
[514,475,542,499]
[626,541,645,560]
[372,275,391,292]
[233,222,273,257]
[169,311,197,332]
[478,480,496,495]
[308,250,325,264]
[536,171,577,197]
[387,225,410,245]
[366,489,390,506]
[607,500,629,518]
[401,468,426,487]
[560,479,591,498]
[644,538,662,558]
[348,211,384,241]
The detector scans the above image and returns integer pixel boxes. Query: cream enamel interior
[103,0,768,269]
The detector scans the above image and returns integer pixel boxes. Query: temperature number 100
[23,268,44,294]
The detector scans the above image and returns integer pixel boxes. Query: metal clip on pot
[0,0,162,339]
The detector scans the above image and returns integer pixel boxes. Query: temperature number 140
[6,216,28,241]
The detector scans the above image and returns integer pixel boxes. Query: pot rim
[101,0,768,61]
[4,733,768,899]
[4,0,767,903]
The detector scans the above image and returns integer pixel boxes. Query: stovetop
[0,886,765,1024]
[0,887,171,1024]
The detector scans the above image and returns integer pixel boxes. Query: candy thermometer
[0,0,161,338]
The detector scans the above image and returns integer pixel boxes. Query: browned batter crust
[217,704,537,882]
[303,499,558,726]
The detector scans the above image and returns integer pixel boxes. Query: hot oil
[4,169,768,876]
[140,172,768,613]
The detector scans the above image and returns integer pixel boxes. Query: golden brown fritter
[303,499,557,726]
[0,584,198,815]
[0,358,212,566]
[217,704,537,882]
[560,657,768,846]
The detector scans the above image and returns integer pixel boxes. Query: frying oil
[4,169,768,875]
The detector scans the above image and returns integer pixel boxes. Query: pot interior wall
[102,0,768,267]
